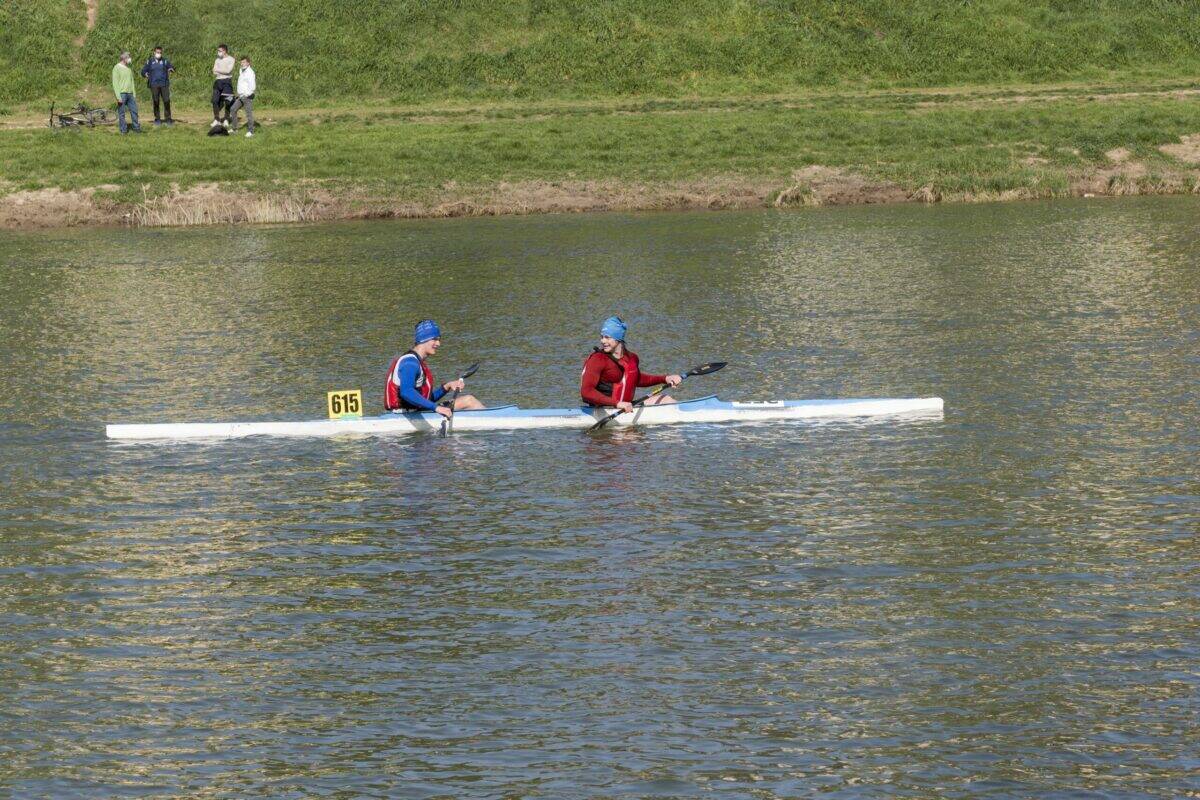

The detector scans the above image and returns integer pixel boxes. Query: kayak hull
[105,395,944,441]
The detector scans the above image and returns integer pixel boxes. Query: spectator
[228,56,257,137]
[111,51,141,134]
[140,45,175,126]
[211,43,235,129]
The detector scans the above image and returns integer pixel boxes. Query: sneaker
[222,119,230,130]
[165,120,174,126]
[210,119,220,128]
[153,119,162,126]
[245,131,253,138]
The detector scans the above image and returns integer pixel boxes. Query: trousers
[150,84,172,121]
[229,94,255,131]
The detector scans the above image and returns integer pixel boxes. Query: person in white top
[211,43,236,128]
[229,56,257,137]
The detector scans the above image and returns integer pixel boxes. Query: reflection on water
[1,198,1198,798]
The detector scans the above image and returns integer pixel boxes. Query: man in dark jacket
[140,45,175,125]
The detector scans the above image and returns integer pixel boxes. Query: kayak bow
[106,395,943,441]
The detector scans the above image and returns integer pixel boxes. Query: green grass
[2,90,1197,211]
[0,1,83,103]
[5,1,1200,106]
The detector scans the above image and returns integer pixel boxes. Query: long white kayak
[106,395,943,441]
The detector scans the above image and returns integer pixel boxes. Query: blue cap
[414,319,441,344]
[600,315,627,341]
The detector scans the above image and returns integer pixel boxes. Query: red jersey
[580,349,667,407]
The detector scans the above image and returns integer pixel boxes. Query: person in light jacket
[228,55,256,137]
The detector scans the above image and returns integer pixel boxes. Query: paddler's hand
[665,374,683,387]
[435,405,453,418]
[443,379,466,393]
[617,401,634,413]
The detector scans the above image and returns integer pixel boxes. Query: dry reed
[132,190,321,227]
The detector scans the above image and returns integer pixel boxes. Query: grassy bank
[3,82,1200,227]
[6,1,1200,108]
[5,2,1200,227]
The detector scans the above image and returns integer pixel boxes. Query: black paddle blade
[460,363,480,380]
[587,410,621,433]
[686,361,727,377]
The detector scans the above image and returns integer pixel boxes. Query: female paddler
[384,319,484,417]
[580,316,682,412]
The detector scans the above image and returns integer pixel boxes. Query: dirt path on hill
[2,81,1198,130]
[73,0,98,47]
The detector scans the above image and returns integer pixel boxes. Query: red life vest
[384,350,436,411]
[580,347,668,407]
[581,349,635,406]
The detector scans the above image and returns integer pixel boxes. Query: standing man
[580,316,681,410]
[211,43,235,130]
[111,51,141,134]
[384,320,485,415]
[140,45,175,126]
[228,55,256,137]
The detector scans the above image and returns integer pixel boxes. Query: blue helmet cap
[414,319,441,344]
[600,315,627,341]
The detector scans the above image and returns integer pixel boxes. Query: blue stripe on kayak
[376,396,732,423]
[373,396,915,423]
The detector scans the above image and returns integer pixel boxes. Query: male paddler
[581,316,682,412]
[384,319,484,416]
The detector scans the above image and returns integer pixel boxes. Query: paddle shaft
[438,389,461,437]
[588,380,677,431]
[439,363,480,437]
[587,360,727,432]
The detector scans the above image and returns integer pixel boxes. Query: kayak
[106,395,943,441]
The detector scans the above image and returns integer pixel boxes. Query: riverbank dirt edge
[3,164,1200,229]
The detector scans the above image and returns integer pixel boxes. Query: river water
[1,199,1197,798]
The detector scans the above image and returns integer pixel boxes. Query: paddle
[587,361,726,433]
[439,363,480,437]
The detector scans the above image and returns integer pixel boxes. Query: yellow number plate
[327,389,363,419]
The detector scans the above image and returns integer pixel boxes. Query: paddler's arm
[396,358,441,412]
[637,371,683,387]
[437,378,467,399]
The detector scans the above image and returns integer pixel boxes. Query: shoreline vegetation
[9,0,1200,227]
[5,1,1200,228]
[4,81,1200,228]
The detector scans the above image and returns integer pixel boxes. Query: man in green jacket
[112,51,141,134]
